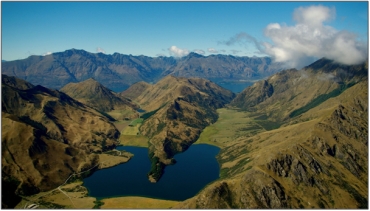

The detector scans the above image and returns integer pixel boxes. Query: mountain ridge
[2,49,285,92]
[126,75,235,182]
[1,75,121,208]
[60,78,138,113]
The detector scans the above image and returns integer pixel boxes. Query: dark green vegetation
[93,200,105,209]
[141,104,166,120]
[289,82,355,118]
[147,151,165,181]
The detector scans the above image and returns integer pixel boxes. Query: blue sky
[1,1,368,67]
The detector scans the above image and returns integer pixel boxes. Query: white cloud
[208,48,218,53]
[168,46,189,57]
[96,47,106,53]
[42,51,52,56]
[262,5,367,68]
[193,49,205,55]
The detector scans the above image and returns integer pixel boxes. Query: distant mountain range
[1,49,285,92]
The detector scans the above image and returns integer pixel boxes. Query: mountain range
[1,49,285,92]
[1,54,368,209]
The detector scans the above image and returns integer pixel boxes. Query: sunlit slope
[60,78,138,114]
[175,67,368,208]
[122,75,235,182]
[1,75,121,208]
[230,58,367,122]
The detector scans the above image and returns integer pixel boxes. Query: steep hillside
[119,81,152,101]
[127,75,235,182]
[1,76,120,208]
[174,58,368,209]
[60,78,138,113]
[1,49,284,92]
[2,74,35,90]
[230,58,367,122]
[176,80,368,208]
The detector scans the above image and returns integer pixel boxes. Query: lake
[83,144,220,201]
[211,79,254,93]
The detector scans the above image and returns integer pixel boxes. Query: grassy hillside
[176,80,368,209]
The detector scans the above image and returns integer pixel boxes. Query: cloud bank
[208,48,218,53]
[96,47,106,53]
[42,51,52,56]
[262,5,368,68]
[168,46,189,57]
[221,5,367,69]
[193,49,205,55]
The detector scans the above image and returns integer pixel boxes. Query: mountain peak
[186,52,204,58]
[60,78,138,112]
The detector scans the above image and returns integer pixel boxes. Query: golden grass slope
[176,80,368,209]
[101,196,179,209]
[60,78,138,113]
[125,75,235,182]
[1,76,121,208]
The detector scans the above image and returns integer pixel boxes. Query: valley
[1,57,368,209]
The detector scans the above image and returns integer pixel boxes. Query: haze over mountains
[1,49,285,92]
[1,49,368,209]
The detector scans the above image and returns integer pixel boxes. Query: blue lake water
[83,144,220,201]
[213,80,254,93]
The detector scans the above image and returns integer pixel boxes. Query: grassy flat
[107,109,137,120]
[100,196,180,209]
[195,108,265,147]
[119,135,149,147]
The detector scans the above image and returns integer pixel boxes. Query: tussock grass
[195,108,265,147]
[100,196,180,209]
[119,135,149,147]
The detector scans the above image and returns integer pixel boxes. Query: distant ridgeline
[1,49,285,92]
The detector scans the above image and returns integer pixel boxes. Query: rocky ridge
[1,49,284,92]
